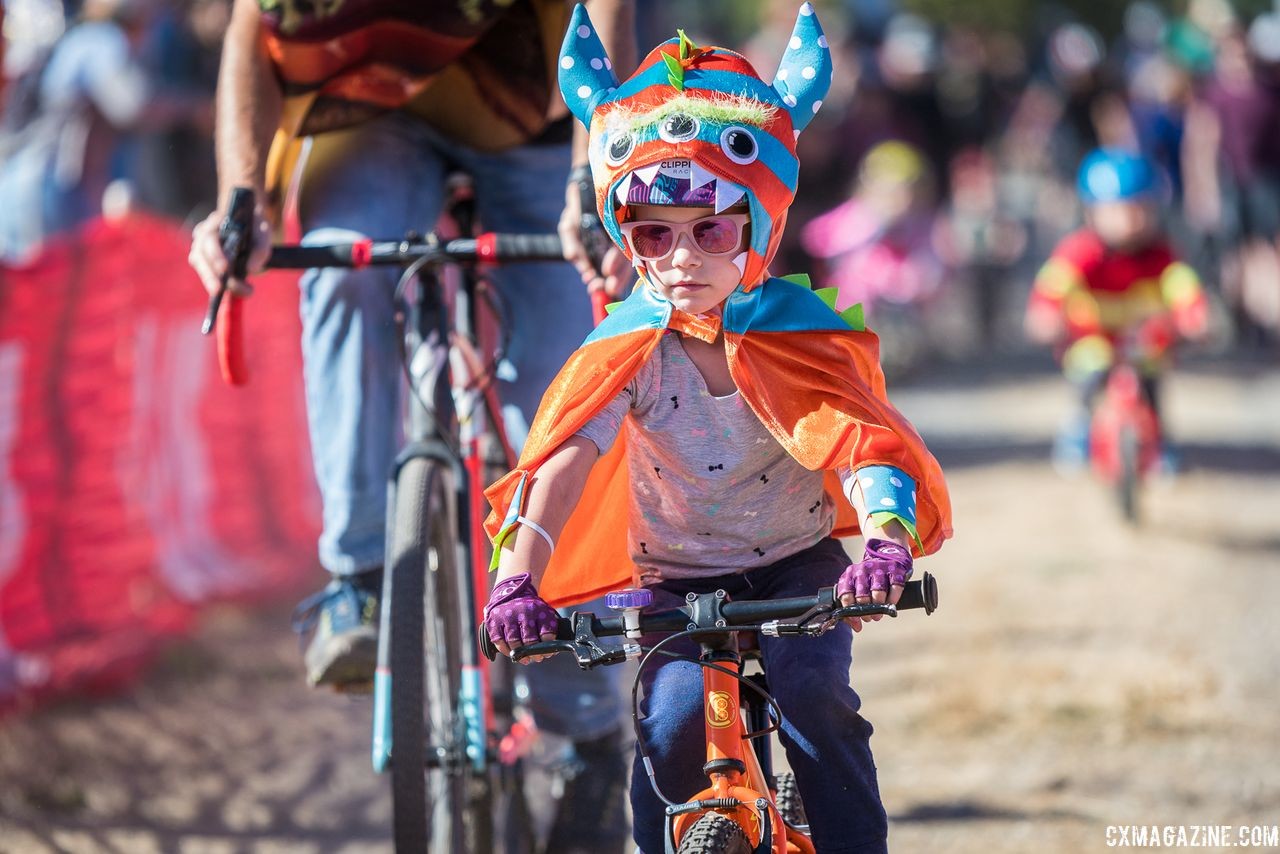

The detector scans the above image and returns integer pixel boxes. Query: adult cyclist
[186,2,636,850]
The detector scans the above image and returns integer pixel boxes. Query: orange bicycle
[481,577,938,852]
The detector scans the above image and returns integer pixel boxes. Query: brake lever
[762,604,898,637]
[202,186,254,335]
[831,603,898,623]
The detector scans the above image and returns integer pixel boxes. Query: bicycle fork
[664,643,790,854]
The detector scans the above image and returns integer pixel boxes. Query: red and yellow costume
[1027,229,1208,378]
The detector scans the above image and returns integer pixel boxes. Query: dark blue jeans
[630,537,889,854]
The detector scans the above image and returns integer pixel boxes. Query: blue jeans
[296,112,592,573]
[295,112,616,734]
[631,538,888,854]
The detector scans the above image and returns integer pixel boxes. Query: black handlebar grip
[479,617,577,662]
[266,244,357,269]
[478,624,499,662]
[492,233,564,261]
[896,573,937,615]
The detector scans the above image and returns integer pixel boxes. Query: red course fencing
[0,213,320,715]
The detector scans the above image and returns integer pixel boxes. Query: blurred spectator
[1127,54,1192,200]
[939,147,1028,346]
[0,0,210,263]
[130,0,226,222]
[1046,21,1135,152]
[802,140,947,373]
[1183,13,1280,345]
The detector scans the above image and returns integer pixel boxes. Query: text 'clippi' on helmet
[1077,148,1162,204]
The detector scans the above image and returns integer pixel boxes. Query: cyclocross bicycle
[208,180,575,853]
[481,575,939,853]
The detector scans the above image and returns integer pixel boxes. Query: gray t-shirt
[576,332,835,584]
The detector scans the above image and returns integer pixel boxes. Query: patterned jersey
[575,332,836,583]
[259,0,570,149]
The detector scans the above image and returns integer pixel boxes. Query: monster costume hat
[560,2,832,288]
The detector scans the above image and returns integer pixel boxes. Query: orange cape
[484,277,952,607]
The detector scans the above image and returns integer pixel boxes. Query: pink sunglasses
[619,213,749,261]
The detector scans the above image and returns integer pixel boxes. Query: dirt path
[2,357,1277,854]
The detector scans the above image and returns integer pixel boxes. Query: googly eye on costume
[607,132,635,165]
[720,127,759,165]
[659,113,700,143]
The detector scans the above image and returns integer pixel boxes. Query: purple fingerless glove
[837,539,914,600]
[483,573,559,648]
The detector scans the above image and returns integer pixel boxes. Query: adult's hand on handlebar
[837,539,914,633]
[559,177,630,300]
[188,199,272,298]
[483,572,560,664]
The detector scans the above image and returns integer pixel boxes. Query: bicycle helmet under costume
[1077,148,1161,204]
[558,2,833,290]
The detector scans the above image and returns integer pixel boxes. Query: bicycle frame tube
[372,257,501,775]
[669,639,789,853]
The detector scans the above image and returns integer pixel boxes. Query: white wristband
[514,515,555,555]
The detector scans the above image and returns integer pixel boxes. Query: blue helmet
[1077,148,1160,204]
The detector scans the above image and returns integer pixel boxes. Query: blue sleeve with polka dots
[842,465,922,552]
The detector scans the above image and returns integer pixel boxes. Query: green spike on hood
[812,287,839,310]
[780,273,812,288]
[605,300,624,315]
[662,52,684,90]
[677,29,699,58]
[841,303,866,332]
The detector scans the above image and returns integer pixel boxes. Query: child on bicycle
[1024,148,1209,470]
[482,6,952,853]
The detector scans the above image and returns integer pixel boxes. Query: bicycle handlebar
[264,233,565,270]
[211,231,564,385]
[479,574,938,669]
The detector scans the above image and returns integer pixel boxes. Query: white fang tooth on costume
[731,253,748,275]
[634,163,662,185]
[690,162,718,191]
[615,173,634,204]
[714,182,746,213]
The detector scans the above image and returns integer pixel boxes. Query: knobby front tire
[675,812,754,854]
[773,771,807,830]
[388,457,486,852]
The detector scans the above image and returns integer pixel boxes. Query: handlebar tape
[479,233,564,262]
[267,241,372,269]
[591,289,609,325]
[213,187,254,385]
[216,295,247,386]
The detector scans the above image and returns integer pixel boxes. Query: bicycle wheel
[676,812,754,854]
[388,456,474,853]
[1117,423,1140,524]
[774,771,808,829]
